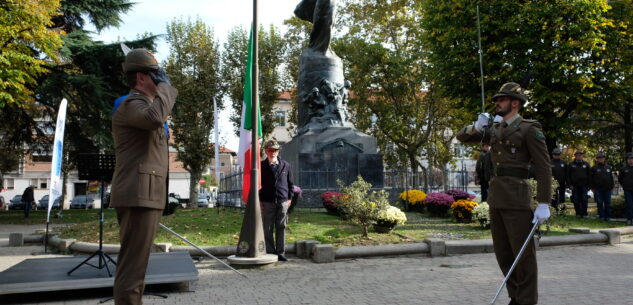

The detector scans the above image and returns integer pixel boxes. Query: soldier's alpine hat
[264,139,280,150]
[491,82,527,104]
[122,48,159,73]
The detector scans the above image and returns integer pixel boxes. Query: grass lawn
[0,205,626,248]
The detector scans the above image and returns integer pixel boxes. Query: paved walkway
[1,225,632,305]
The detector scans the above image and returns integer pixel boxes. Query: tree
[165,17,222,208]
[420,0,613,151]
[333,0,469,189]
[0,0,63,108]
[220,25,287,139]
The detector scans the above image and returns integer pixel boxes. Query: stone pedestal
[281,127,384,189]
[227,254,278,267]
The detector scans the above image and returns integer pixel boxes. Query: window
[274,111,286,127]
[32,155,52,162]
[5,179,14,190]
[29,178,48,189]
[221,162,225,166]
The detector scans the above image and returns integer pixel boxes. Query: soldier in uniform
[550,148,567,211]
[617,152,633,225]
[457,82,551,305]
[110,48,177,305]
[566,151,591,217]
[475,143,492,201]
[590,152,614,221]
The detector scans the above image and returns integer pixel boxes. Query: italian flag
[238,28,262,204]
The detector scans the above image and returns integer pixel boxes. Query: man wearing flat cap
[567,150,591,217]
[457,82,551,305]
[550,148,566,211]
[259,139,295,261]
[110,48,177,305]
[617,152,633,225]
[590,152,614,221]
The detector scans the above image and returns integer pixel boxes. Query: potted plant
[373,206,407,233]
[450,199,479,223]
[399,189,427,212]
[473,202,491,229]
[320,191,344,215]
[424,192,454,217]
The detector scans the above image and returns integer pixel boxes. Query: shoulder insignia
[535,131,545,139]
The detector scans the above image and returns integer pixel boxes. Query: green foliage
[220,25,287,138]
[0,0,63,108]
[165,17,222,207]
[334,176,390,237]
[420,0,613,150]
[52,0,133,33]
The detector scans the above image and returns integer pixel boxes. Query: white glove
[532,203,550,224]
[493,115,503,123]
[474,113,492,132]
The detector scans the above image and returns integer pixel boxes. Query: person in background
[550,148,567,211]
[617,152,633,225]
[21,185,35,218]
[259,139,295,262]
[476,143,492,202]
[567,150,591,217]
[590,152,614,221]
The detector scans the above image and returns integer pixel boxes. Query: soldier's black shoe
[277,254,288,261]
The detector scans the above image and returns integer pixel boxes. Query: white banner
[47,99,68,222]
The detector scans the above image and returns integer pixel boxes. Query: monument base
[226,254,278,268]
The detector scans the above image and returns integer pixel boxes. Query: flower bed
[424,192,454,217]
[450,199,478,222]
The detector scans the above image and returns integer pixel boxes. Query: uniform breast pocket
[138,164,164,201]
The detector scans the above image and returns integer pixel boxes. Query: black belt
[494,167,529,178]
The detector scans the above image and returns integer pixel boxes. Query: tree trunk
[408,153,418,189]
[188,170,201,209]
[625,102,632,154]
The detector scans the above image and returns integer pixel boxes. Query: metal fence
[217,168,480,208]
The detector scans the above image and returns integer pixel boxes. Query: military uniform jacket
[456,115,552,210]
[110,83,178,209]
[551,159,567,187]
[590,163,614,191]
[618,165,633,191]
[567,160,591,188]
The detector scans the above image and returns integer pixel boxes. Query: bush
[473,202,490,228]
[321,191,344,214]
[451,199,478,222]
[445,189,474,201]
[399,189,427,206]
[334,176,389,237]
[424,192,454,217]
[375,206,407,227]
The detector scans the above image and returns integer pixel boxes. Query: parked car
[38,195,61,210]
[9,195,23,210]
[70,194,100,209]
[197,193,210,207]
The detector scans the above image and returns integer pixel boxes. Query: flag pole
[250,0,259,213]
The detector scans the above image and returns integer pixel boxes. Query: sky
[88,0,301,151]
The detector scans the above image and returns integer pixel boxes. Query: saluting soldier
[617,152,633,225]
[111,49,177,305]
[457,82,551,305]
[550,148,567,211]
[590,152,614,221]
[566,150,591,217]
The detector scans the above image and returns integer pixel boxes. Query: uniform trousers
[624,191,633,221]
[490,208,538,305]
[261,200,289,255]
[571,186,589,216]
[593,190,611,220]
[113,207,163,305]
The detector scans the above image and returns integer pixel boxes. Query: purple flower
[424,192,454,206]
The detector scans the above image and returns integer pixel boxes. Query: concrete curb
[21,225,633,263]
